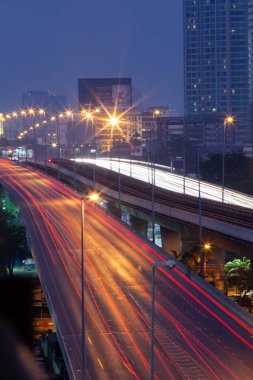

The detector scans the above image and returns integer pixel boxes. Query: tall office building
[78,78,132,111]
[184,0,251,152]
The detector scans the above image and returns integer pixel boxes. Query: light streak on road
[76,158,253,209]
[0,159,253,380]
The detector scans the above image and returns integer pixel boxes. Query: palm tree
[224,257,252,296]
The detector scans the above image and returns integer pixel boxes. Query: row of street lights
[9,107,126,160]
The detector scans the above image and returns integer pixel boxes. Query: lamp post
[108,116,123,206]
[12,112,18,141]
[80,197,85,380]
[203,243,211,278]
[73,149,77,190]
[34,122,40,164]
[84,112,93,146]
[151,109,160,244]
[183,136,186,194]
[39,120,47,170]
[80,193,99,380]
[90,148,97,189]
[197,146,204,278]
[222,116,234,203]
[150,260,176,380]
[66,110,73,158]
[118,157,121,209]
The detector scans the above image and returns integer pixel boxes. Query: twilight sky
[0,0,183,113]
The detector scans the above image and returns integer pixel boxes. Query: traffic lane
[19,187,249,380]
[167,268,253,353]
[86,205,253,377]
[21,196,145,377]
[0,169,108,379]
[91,203,253,347]
[85,218,229,378]
[20,200,127,380]
[0,164,145,379]
[153,280,253,380]
[82,211,193,379]
[83,220,153,378]
[151,269,253,377]
[84,214,225,379]
[13,200,84,379]
[21,200,135,380]
[1,161,251,380]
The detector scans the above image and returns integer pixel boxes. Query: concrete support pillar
[107,203,122,219]
[180,225,199,256]
[160,227,181,257]
[129,215,148,238]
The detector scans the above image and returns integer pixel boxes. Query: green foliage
[0,209,31,277]
[224,257,252,295]
[200,153,253,194]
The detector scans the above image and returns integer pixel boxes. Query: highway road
[46,158,253,230]
[0,159,253,380]
[76,158,253,209]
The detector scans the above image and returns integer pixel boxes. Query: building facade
[184,0,251,151]
[78,78,132,154]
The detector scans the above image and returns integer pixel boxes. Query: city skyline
[0,0,183,112]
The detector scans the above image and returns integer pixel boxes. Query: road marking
[98,358,104,369]
[123,361,134,374]
[88,336,92,345]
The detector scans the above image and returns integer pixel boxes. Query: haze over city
[0,0,183,111]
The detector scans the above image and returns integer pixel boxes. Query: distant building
[21,90,67,143]
[183,0,252,152]
[78,78,132,154]
[78,78,132,111]
[22,91,67,114]
[126,112,143,156]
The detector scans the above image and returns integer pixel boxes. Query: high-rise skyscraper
[184,0,252,152]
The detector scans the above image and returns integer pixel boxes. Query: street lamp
[34,123,40,163]
[202,242,211,278]
[109,117,118,126]
[83,112,93,155]
[196,146,206,278]
[150,260,176,380]
[38,108,45,116]
[51,142,61,179]
[66,110,73,157]
[151,109,160,243]
[222,116,234,203]
[80,193,99,380]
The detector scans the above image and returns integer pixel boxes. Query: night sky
[0,0,183,113]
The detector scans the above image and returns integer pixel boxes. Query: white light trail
[75,158,253,209]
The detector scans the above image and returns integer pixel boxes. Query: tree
[0,210,30,276]
[224,257,252,296]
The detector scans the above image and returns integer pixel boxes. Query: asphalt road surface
[0,159,253,380]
